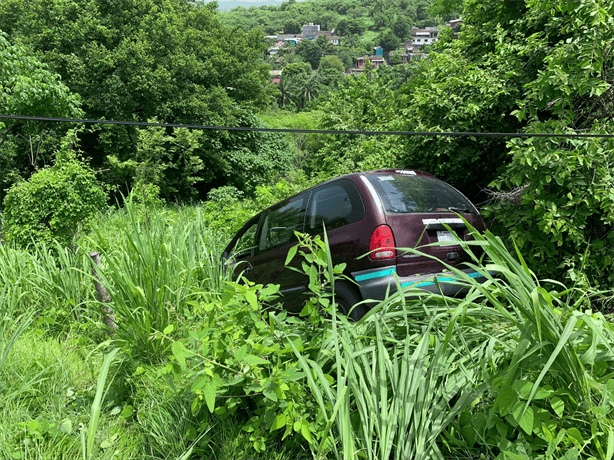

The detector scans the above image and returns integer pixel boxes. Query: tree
[3,130,108,248]
[0,32,83,208]
[0,0,275,201]
[276,77,295,108]
[318,55,345,73]
[296,73,322,110]
[282,61,312,79]
[378,29,401,54]
[296,39,324,69]
[392,16,411,40]
[283,18,301,34]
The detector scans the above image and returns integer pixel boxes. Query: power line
[1,114,613,138]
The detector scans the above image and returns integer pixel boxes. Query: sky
[204,0,308,11]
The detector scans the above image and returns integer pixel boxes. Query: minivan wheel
[334,284,368,321]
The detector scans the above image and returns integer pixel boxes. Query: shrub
[3,132,108,248]
[485,123,614,295]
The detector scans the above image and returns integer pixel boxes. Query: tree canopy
[0,0,292,201]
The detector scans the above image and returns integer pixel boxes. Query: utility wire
[1,114,613,138]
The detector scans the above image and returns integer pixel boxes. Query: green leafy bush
[202,171,320,239]
[485,124,614,293]
[3,133,107,248]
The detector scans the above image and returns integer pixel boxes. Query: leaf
[270,413,287,431]
[513,380,534,399]
[203,382,216,413]
[59,418,72,434]
[132,366,145,377]
[285,245,298,265]
[245,289,258,309]
[234,344,247,361]
[514,405,534,435]
[300,420,312,443]
[100,433,119,449]
[243,354,269,366]
[495,384,517,417]
[119,405,134,419]
[263,388,278,402]
[172,341,189,368]
[551,397,565,417]
[109,406,122,416]
[606,428,614,460]
[566,427,583,448]
[163,324,174,335]
[496,420,508,438]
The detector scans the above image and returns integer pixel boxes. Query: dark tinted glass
[258,196,306,251]
[308,180,365,233]
[366,174,477,214]
[234,221,259,256]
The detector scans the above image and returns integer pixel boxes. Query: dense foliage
[0,0,289,201]
[0,32,83,200]
[220,0,449,35]
[1,205,613,459]
[0,0,613,458]
[2,131,107,248]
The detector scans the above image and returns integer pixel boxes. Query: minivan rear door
[364,172,482,278]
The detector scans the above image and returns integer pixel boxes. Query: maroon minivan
[223,169,487,319]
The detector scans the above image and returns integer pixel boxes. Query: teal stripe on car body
[401,271,485,289]
[354,267,397,282]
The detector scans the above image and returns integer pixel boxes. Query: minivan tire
[335,283,368,321]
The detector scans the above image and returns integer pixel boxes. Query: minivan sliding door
[248,194,309,313]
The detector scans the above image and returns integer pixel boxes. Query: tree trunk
[89,251,117,336]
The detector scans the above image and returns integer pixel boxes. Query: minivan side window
[234,221,259,257]
[307,180,365,233]
[258,195,307,252]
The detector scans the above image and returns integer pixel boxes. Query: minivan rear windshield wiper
[447,206,477,215]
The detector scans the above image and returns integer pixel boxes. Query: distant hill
[206,0,308,11]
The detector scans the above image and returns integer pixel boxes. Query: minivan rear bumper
[351,266,490,300]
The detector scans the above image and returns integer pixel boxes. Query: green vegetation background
[0,0,613,458]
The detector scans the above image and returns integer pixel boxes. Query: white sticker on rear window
[395,170,416,175]
[422,218,464,225]
[378,175,395,181]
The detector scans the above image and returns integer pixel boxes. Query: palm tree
[296,74,321,111]
[277,76,294,108]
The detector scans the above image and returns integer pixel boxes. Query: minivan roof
[239,169,434,222]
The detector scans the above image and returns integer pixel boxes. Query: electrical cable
[1,114,613,138]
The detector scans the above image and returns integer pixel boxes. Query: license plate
[437,231,457,245]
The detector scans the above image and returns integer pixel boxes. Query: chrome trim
[360,175,385,217]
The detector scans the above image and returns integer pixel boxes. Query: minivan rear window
[365,174,477,214]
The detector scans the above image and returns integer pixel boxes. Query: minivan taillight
[369,225,396,260]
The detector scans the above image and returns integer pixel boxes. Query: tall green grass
[86,204,230,361]
[284,225,614,459]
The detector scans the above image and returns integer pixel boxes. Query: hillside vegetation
[0,0,613,458]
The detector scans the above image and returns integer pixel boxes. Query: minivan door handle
[446,252,460,262]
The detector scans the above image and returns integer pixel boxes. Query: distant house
[269,70,282,84]
[447,18,463,29]
[374,46,383,56]
[356,55,385,69]
[317,30,340,45]
[268,40,286,56]
[412,27,439,47]
[302,23,320,39]
[266,24,340,49]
